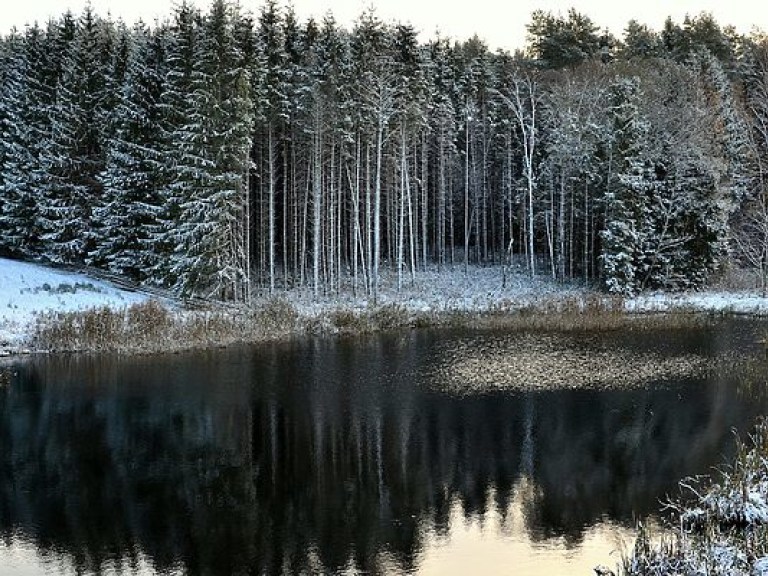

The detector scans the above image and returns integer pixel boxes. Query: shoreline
[5,290,767,358]
[2,258,768,357]
[616,419,768,575]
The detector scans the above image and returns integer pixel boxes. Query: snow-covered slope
[0,258,150,350]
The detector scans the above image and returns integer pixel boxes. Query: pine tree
[256,0,290,294]
[36,12,85,265]
[620,20,662,60]
[600,62,732,293]
[701,51,750,201]
[0,30,34,258]
[352,9,396,302]
[428,37,458,269]
[600,76,648,294]
[150,2,199,289]
[171,0,253,301]
[526,9,601,69]
[95,24,166,280]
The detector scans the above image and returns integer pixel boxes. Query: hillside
[0,258,150,353]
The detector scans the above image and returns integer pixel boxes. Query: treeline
[0,2,767,300]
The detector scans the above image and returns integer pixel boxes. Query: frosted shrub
[329,309,362,330]
[619,419,768,575]
[256,297,299,334]
[36,307,122,352]
[126,300,172,341]
[370,304,411,330]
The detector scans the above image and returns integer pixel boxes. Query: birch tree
[497,69,540,276]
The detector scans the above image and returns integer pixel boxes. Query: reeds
[31,294,723,355]
[33,298,302,354]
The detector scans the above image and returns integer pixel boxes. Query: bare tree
[733,197,768,296]
[737,42,768,295]
[359,61,396,303]
[543,66,606,282]
[497,70,540,277]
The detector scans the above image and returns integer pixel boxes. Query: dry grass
[452,294,714,334]
[316,304,415,335]
[33,299,423,354]
[31,293,724,355]
[33,298,303,354]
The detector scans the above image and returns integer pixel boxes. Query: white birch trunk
[268,124,276,294]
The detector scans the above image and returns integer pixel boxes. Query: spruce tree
[171,0,253,300]
[95,24,166,280]
[36,12,85,264]
[600,77,647,294]
[151,2,199,289]
[0,30,32,258]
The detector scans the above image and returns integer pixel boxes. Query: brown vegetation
[30,295,720,355]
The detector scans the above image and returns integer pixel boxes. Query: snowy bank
[275,264,768,319]
[627,291,768,316]
[0,258,151,353]
[281,264,586,317]
[3,257,768,355]
[615,420,768,576]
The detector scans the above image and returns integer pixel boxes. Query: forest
[0,0,767,301]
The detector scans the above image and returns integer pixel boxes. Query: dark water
[2,320,768,575]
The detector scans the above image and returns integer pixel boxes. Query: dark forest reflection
[1,321,768,575]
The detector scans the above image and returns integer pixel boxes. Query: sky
[2,0,767,51]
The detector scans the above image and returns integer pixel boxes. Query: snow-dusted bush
[617,419,768,576]
[369,304,412,331]
[255,297,299,334]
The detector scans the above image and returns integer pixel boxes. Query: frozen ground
[280,264,586,317]
[628,290,768,315]
[279,264,768,318]
[0,258,150,352]
[2,257,768,354]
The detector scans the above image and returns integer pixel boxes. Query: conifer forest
[1,0,767,301]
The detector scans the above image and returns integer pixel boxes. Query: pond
[1,318,768,575]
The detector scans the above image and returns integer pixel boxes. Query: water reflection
[1,321,767,575]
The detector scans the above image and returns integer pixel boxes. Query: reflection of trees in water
[0,327,766,574]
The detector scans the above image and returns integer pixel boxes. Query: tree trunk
[373,117,384,303]
[312,111,322,298]
[268,123,276,294]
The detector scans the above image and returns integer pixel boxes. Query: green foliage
[600,65,732,295]
[620,21,663,60]
[526,9,602,69]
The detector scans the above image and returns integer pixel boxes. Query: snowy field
[282,264,768,318]
[3,256,768,354]
[0,258,150,352]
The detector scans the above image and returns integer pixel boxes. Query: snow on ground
[627,291,768,315]
[3,256,768,354]
[282,263,768,318]
[280,264,586,317]
[0,258,151,352]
